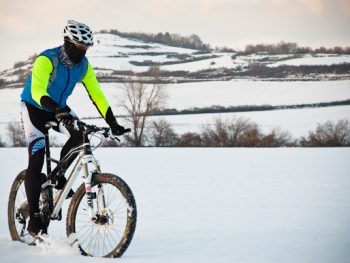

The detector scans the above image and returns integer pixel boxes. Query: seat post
[44,121,57,177]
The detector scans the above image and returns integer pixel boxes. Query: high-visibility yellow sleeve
[31,56,53,105]
[82,63,110,118]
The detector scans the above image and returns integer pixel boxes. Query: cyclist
[20,20,128,237]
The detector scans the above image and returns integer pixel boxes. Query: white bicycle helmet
[63,20,93,46]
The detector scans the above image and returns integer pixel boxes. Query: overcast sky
[0,0,349,70]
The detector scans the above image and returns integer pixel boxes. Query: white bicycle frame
[49,143,102,220]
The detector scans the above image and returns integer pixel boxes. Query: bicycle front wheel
[66,173,137,257]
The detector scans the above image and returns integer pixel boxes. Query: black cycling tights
[25,130,83,216]
[25,147,45,216]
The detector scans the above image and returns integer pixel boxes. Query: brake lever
[108,129,121,142]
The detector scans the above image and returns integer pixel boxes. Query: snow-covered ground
[148,105,350,137]
[3,79,350,122]
[268,54,350,67]
[0,148,349,262]
[1,79,349,142]
[161,79,350,110]
[62,104,349,139]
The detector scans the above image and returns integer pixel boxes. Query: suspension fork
[81,138,105,220]
[83,161,106,218]
[81,126,108,219]
[82,153,96,220]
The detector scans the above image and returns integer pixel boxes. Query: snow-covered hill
[78,34,350,74]
[1,33,350,88]
[88,34,245,74]
[0,148,349,262]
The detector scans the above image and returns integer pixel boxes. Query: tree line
[242,41,350,55]
[126,118,350,147]
[99,29,211,51]
[151,100,350,116]
[2,118,349,148]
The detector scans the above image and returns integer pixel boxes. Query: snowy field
[0,148,349,263]
[0,79,349,142]
[66,105,350,138]
[2,79,350,121]
[268,54,350,67]
[148,105,350,137]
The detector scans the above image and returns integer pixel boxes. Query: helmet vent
[62,20,94,46]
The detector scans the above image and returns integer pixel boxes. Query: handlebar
[76,120,110,135]
[76,120,132,142]
[47,118,131,142]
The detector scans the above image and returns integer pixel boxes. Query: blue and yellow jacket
[21,47,110,119]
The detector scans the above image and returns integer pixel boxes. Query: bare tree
[119,75,166,146]
[149,119,178,147]
[7,122,26,147]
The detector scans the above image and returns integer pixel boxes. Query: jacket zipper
[58,67,70,106]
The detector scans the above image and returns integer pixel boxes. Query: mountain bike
[7,120,137,257]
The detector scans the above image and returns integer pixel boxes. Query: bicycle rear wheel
[7,170,34,244]
[66,173,137,257]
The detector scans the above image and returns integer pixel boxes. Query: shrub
[201,117,255,147]
[177,132,202,147]
[237,124,261,147]
[300,119,350,146]
[260,128,294,147]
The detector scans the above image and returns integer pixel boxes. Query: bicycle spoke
[79,203,123,253]
[68,174,136,257]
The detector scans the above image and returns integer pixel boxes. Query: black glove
[55,110,74,126]
[110,122,131,136]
